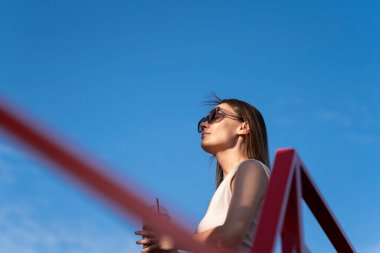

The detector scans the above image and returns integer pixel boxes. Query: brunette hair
[204,95,270,189]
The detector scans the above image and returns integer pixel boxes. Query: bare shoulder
[230,160,268,192]
[226,160,270,233]
[236,160,268,180]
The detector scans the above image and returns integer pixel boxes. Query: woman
[135,97,270,253]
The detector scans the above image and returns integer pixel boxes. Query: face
[199,103,244,155]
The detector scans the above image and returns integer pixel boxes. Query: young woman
[135,97,270,253]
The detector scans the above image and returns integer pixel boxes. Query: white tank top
[196,159,270,253]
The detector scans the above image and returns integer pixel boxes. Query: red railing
[0,99,220,253]
[0,98,355,252]
[252,148,356,253]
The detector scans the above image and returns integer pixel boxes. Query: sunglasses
[197,107,244,133]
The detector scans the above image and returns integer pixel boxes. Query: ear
[237,122,250,135]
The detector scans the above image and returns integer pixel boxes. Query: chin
[201,141,218,155]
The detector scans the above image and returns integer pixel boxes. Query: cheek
[221,132,237,146]
[215,123,236,139]
[203,126,235,144]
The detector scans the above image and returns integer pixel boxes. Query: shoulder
[230,159,269,192]
[236,159,268,180]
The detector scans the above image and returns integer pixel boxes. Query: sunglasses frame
[197,107,244,133]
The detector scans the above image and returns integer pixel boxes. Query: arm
[136,161,268,251]
[191,161,268,249]
[192,225,231,249]
[220,160,268,247]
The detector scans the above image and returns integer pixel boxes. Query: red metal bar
[300,163,355,252]
[250,148,297,253]
[252,148,355,252]
[0,98,356,253]
[280,163,304,252]
[0,99,225,253]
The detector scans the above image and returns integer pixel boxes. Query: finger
[141,243,160,253]
[136,237,159,245]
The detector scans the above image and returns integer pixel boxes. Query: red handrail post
[250,148,297,253]
[251,148,356,253]
[300,164,355,252]
[280,163,304,252]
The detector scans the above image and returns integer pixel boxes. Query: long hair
[204,95,270,189]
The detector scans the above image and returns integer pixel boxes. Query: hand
[135,227,176,253]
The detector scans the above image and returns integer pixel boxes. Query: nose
[200,121,209,131]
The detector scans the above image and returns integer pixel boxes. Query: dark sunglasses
[197,107,244,133]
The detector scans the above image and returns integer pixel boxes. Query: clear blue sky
[0,1,379,252]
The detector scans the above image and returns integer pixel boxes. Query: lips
[202,132,210,138]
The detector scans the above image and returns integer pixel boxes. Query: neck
[215,146,248,178]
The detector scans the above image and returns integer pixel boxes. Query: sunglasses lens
[198,117,206,133]
[209,108,224,124]
[207,108,217,124]
[198,108,223,133]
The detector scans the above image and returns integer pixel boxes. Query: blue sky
[0,0,379,252]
